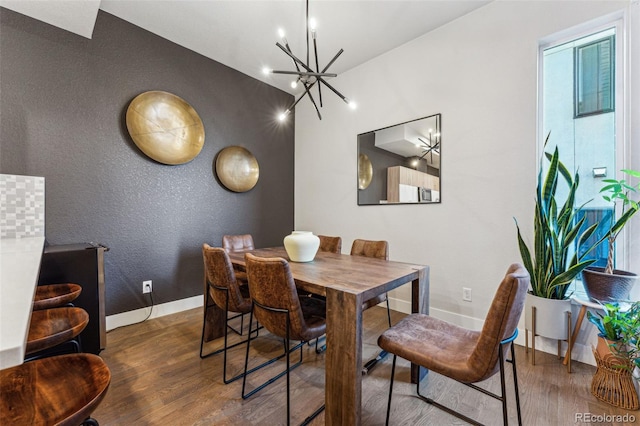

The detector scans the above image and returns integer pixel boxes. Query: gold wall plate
[126,91,205,165]
[358,153,373,190]
[215,146,259,192]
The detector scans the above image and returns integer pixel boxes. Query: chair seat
[33,284,82,310]
[0,353,110,426]
[26,307,89,355]
[378,313,483,383]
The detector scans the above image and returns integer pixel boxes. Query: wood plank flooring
[92,307,639,425]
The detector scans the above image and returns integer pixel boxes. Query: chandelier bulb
[346,99,357,110]
[278,28,286,39]
[262,66,272,75]
[290,80,298,89]
[309,18,317,31]
[278,110,290,121]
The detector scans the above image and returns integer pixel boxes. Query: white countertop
[0,236,44,369]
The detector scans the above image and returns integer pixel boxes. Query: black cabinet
[37,243,107,354]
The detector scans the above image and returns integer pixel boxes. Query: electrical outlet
[143,280,152,294]
[462,287,472,302]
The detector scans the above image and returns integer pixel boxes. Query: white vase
[283,231,320,262]
[525,293,573,340]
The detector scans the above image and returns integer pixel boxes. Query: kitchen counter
[0,237,45,369]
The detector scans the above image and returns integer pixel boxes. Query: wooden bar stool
[1,353,111,425]
[26,307,89,359]
[33,283,82,310]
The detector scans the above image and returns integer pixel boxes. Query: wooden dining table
[203,247,429,425]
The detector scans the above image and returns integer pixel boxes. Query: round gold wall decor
[215,146,260,192]
[126,91,205,165]
[358,153,373,190]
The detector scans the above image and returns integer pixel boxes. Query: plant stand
[591,349,639,410]
[525,305,573,373]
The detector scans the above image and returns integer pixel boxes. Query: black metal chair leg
[510,343,523,426]
[385,354,397,426]
[81,418,99,426]
[498,344,508,425]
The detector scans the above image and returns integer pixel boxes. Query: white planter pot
[283,231,320,262]
[525,293,572,340]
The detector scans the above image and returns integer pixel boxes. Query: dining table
[203,247,429,425]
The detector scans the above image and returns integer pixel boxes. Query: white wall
[294,0,637,361]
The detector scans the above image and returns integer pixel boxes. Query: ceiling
[0,0,490,94]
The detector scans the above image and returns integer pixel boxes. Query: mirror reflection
[357,114,441,205]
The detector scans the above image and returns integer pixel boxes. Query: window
[574,35,614,117]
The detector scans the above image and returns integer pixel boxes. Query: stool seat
[33,284,82,310]
[26,307,89,355]
[0,353,111,426]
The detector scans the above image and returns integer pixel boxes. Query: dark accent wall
[0,9,295,315]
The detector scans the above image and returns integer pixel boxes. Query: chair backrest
[202,243,249,313]
[468,263,529,381]
[318,235,342,254]
[350,239,389,260]
[245,253,315,342]
[222,234,255,253]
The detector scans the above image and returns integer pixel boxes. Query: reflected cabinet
[357,114,441,205]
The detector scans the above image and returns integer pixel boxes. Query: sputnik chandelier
[262,0,356,121]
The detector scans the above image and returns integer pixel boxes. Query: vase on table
[283,231,320,262]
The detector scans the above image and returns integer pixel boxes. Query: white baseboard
[106,295,203,331]
[387,295,596,366]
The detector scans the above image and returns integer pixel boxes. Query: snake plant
[514,137,599,299]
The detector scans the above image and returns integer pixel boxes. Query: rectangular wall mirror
[357,113,441,205]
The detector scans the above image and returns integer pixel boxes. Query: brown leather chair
[1,353,110,426]
[222,234,255,283]
[242,253,327,426]
[351,239,392,374]
[378,264,529,426]
[200,244,255,384]
[33,283,82,310]
[26,307,89,360]
[318,235,342,254]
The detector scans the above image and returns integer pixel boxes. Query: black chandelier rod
[272,70,337,77]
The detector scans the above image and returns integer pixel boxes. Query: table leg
[411,266,429,383]
[563,305,587,366]
[325,288,363,426]
[202,276,225,342]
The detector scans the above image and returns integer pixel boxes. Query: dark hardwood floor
[92,307,639,425]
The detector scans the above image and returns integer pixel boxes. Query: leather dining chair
[318,235,342,254]
[242,253,327,426]
[222,234,255,283]
[350,239,392,374]
[1,353,111,426]
[200,244,256,384]
[378,264,529,426]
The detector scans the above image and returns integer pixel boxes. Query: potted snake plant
[582,169,640,302]
[514,138,600,341]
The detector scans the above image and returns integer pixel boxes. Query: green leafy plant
[587,301,640,375]
[514,137,599,299]
[599,169,640,274]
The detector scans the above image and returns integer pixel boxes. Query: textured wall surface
[0,9,295,315]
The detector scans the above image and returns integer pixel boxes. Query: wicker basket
[582,267,637,303]
[591,349,639,410]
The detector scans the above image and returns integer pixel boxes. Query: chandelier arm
[272,70,337,77]
[276,42,314,73]
[318,77,349,104]
[321,49,344,73]
[304,82,322,120]
[313,37,323,107]
[284,42,303,74]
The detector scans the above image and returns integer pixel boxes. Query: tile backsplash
[0,174,45,238]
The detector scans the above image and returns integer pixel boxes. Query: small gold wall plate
[358,153,373,190]
[215,146,260,192]
[126,91,205,165]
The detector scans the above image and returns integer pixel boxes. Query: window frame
[573,35,615,118]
